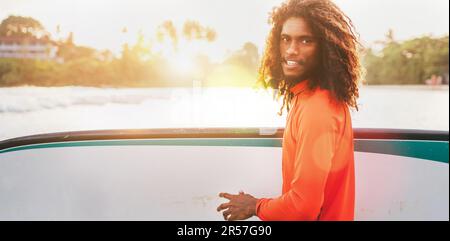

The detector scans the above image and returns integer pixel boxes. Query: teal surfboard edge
[0,138,448,164]
[354,139,449,164]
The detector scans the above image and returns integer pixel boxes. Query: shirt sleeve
[256,108,338,220]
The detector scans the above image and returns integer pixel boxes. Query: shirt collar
[289,80,309,96]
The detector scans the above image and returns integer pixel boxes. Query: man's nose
[286,42,299,55]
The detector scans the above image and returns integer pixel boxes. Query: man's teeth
[286,60,298,66]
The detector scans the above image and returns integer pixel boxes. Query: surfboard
[0,128,448,220]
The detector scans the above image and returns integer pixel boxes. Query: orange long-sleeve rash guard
[256,80,355,221]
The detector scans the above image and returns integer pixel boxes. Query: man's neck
[287,78,307,87]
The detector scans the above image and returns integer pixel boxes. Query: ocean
[0,85,448,141]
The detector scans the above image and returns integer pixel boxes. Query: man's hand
[217,191,258,221]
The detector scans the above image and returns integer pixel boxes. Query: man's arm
[257,110,338,220]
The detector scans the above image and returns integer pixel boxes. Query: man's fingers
[222,208,232,221]
[217,202,231,212]
[219,192,235,200]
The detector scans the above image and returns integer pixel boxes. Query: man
[217,0,361,221]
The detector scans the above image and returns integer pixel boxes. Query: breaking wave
[0,86,173,113]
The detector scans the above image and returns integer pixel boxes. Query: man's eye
[301,39,314,44]
[301,39,311,44]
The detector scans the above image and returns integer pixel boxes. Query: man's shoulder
[297,88,347,127]
[303,88,344,114]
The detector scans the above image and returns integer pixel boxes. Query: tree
[157,20,178,50]
[0,15,49,39]
[363,35,449,85]
[182,20,217,42]
[224,42,259,71]
[56,32,97,62]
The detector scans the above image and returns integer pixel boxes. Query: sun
[170,50,195,75]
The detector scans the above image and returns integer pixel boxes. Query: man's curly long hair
[258,0,362,116]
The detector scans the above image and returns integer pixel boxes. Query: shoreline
[0,84,449,90]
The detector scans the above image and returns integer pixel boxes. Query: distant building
[0,36,58,60]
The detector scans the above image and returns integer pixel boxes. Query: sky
[1,0,449,61]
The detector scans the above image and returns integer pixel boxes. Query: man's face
[280,17,320,82]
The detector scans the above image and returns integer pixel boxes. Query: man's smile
[282,58,305,71]
[283,58,304,65]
